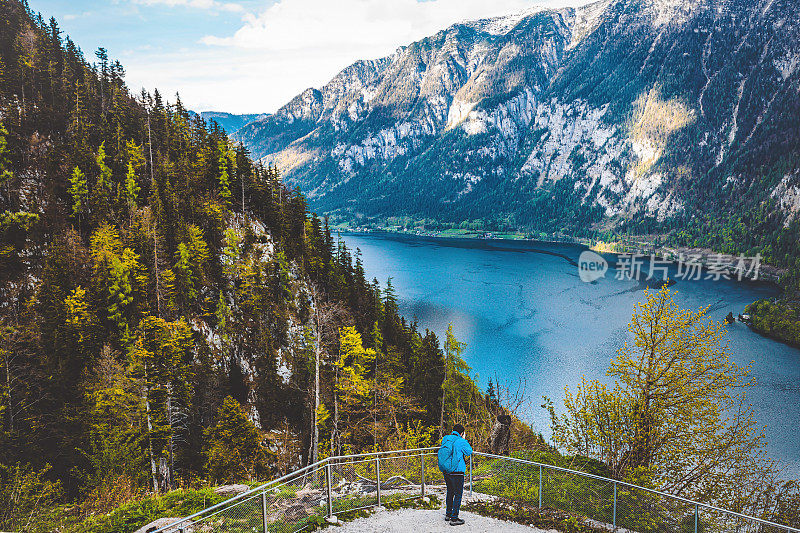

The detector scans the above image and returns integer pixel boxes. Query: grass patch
[34,487,228,533]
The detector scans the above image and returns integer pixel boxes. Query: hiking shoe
[444,515,452,521]
[450,518,465,526]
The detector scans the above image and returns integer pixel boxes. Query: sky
[29,0,593,114]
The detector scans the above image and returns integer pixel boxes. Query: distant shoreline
[336,226,781,286]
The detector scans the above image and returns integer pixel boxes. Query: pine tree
[217,140,232,203]
[335,327,374,445]
[174,243,194,303]
[96,142,112,192]
[91,142,113,222]
[205,396,270,483]
[68,166,87,218]
[90,225,147,345]
[124,140,144,209]
[85,346,146,492]
[441,323,468,432]
[0,123,13,192]
[129,316,194,492]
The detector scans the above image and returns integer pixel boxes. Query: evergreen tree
[129,316,194,492]
[91,142,113,223]
[0,123,13,194]
[217,140,232,203]
[124,140,144,209]
[205,396,270,483]
[68,166,87,218]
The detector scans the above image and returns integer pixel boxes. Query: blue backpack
[438,432,471,473]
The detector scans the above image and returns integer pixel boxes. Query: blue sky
[28,0,591,114]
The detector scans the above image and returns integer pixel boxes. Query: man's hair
[452,423,465,435]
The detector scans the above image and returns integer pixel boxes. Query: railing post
[469,454,473,497]
[420,454,426,498]
[613,481,617,528]
[695,504,699,533]
[325,463,333,518]
[261,491,268,532]
[539,465,543,508]
[376,456,381,507]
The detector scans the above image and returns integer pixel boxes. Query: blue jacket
[438,431,473,474]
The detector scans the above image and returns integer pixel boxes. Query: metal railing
[152,448,438,533]
[153,448,800,533]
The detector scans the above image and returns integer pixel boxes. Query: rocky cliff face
[235,0,800,233]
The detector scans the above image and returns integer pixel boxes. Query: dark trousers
[444,472,464,518]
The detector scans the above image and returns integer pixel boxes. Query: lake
[341,232,800,477]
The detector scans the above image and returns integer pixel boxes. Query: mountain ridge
[193,111,271,134]
[234,0,800,268]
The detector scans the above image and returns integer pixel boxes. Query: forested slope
[0,2,510,528]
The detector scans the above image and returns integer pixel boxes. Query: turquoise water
[341,232,800,477]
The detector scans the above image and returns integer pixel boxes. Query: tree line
[0,1,516,528]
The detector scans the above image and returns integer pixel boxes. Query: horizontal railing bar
[473,452,800,533]
[327,447,438,461]
[329,452,436,466]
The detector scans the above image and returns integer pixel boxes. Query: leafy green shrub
[0,463,62,532]
[66,487,226,533]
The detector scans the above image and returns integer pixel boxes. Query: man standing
[437,423,473,526]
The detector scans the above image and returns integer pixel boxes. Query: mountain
[235,0,800,261]
[197,111,270,134]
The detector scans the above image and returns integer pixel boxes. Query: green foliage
[69,166,88,216]
[124,163,139,208]
[440,323,490,440]
[745,299,800,347]
[217,140,233,201]
[123,140,144,209]
[174,242,193,297]
[90,225,147,344]
[0,463,62,532]
[0,123,13,186]
[84,347,146,492]
[442,323,469,426]
[549,286,776,513]
[0,210,39,233]
[130,316,194,483]
[64,487,226,533]
[205,396,271,483]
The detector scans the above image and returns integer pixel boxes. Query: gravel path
[333,507,547,532]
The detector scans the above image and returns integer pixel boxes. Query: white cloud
[64,11,93,20]
[124,0,591,114]
[202,0,546,51]
[133,0,244,13]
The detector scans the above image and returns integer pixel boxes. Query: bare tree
[485,375,529,455]
[306,285,348,465]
